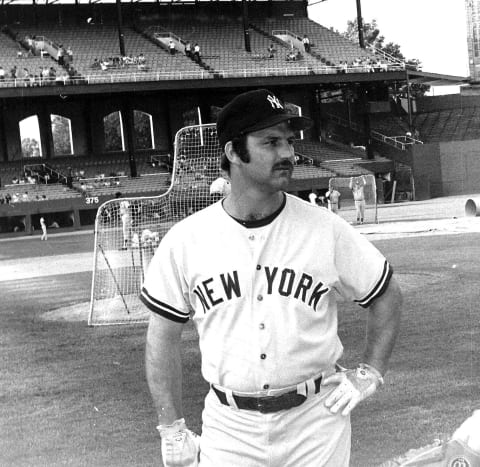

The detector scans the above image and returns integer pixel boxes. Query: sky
[307,0,470,79]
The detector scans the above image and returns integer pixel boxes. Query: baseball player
[40,217,47,241]
[350,175,366,224]
[142,89,403,467]
[325,184,341,213]
[119,198,131,249]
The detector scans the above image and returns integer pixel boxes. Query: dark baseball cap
[216,89,313,147]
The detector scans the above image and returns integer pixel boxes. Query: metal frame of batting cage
[87,123,219,326]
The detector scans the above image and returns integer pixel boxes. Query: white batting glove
[451,409,480,453]
[157,418,200,467]
[322,363,384,416]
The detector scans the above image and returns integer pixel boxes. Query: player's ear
[224,141,241,168]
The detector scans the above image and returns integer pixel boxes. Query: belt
[211,375,322,414]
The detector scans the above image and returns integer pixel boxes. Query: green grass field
[1,230,479,467]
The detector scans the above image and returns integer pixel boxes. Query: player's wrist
[358,363,384,385]
[156,417,187,437]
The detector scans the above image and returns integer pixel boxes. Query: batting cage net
[328,174,378,224]
[88,124,223,326]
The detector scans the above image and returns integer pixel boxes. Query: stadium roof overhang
[405,70,470,87]
[0,70,409,99]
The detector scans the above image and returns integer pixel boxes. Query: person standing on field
[325,184,341,213]
[142,89,402,467]
[119,197,131,250]
[40,217,47,241]
[350,175,367,224]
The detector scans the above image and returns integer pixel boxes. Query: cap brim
[241,114,313,135]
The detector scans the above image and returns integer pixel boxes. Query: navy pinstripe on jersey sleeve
[140,287,190,323]
[354,261,393,308]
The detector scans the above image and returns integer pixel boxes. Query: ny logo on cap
[267,94,284,110]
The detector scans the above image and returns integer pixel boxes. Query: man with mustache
[142,89,403,467]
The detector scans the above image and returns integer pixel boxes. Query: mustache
[273,161,294,170]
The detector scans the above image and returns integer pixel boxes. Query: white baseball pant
[199,386,350,467]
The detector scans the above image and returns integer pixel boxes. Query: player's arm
[146,313,200,466]
[363,276,403,375]
[324,277,402,415]
[349,177,353,189]
[145,312,184,425]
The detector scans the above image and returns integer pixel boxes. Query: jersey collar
[223,193,286,229]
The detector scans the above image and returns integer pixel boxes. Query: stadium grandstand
[0,0,470,236]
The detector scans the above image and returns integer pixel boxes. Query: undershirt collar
[223,193,286,228]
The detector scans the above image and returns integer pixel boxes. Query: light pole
[356,0,365,49]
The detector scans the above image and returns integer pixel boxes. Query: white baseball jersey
[352,184,365,201]
[141,193,392,393]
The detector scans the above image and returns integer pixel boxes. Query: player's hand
[157,418,200,467]
[451,409,480,453]
[322,364,384,416]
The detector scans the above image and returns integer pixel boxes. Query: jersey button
[256,265,261,270]
[257,295,263,301]
[260,353,266,360]
[259,323,265,330]
[263,384,270,390]
[248,235,255,241]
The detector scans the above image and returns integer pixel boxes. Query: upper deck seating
[139,17,325,77]
[252,17,402,70]
[7,23,207,83]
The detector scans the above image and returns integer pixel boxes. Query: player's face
[241,122,296,193]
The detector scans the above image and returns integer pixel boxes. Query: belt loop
[305,377,316,396]
[224,388,240,410]
[296,381,307,397]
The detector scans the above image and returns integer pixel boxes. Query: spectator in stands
[185,41,192,58]
[40,217,47,241]
[12,176,19,184]
[267,43,275,59]
[193,43,201,63]
[169,40,176,55]
[302,34,311,53]
[41,66,50,83]
[49,67,56,81]
[22,68,29,84]
[11,193,19,203]
[137,53,147,71]
[22,191,29,201]
[49,220,60,229]
[0,66,5,81]
[0,194,4,204]
[57,46,65,66]
[66,46,73,63]
[286,48,301,62]
[91,58,100,69]
[10,65,17,80]
[4,193,11,204]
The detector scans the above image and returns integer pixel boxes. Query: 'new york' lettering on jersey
[141,194,392,392]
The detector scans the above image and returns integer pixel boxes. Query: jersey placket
[247,227,272,392]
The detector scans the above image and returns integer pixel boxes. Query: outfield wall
[411,139,480,199]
